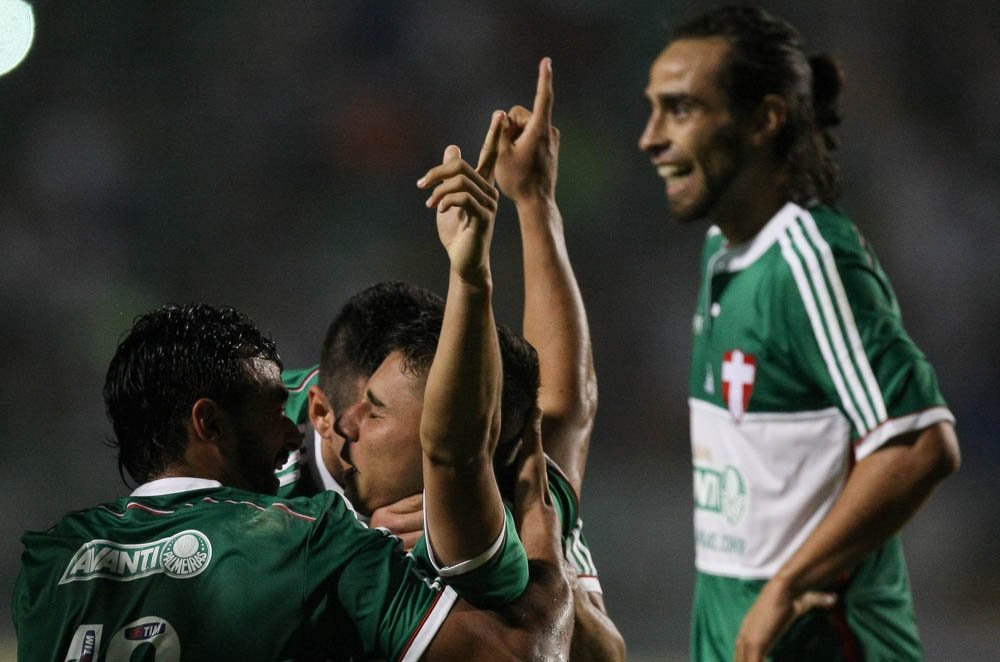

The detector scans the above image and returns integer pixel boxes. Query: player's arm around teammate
[495,57,625,662]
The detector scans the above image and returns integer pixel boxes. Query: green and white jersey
[278,365,604,593]
[274,365,320,497]
[14,477,528,661]
[689,202,953,579]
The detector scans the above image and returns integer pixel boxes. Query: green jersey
[689,203,953,659]
[14,477,528,661]
[278,365,604,594]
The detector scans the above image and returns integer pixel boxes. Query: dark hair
[103,303,280,485]
[381,311,540,473]
[672,4,844,204]
[319,281,445,413]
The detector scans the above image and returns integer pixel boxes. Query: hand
[734,579,837,662]
[417,111,505,284]
[496,57,559,205]
[369,493,424,552]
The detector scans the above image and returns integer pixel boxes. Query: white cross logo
[722,349,756,420]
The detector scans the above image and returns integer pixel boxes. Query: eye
[672,100,694,119]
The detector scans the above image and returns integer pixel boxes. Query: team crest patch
[59,530,212,584]
[722,349,756,420]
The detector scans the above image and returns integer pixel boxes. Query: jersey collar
[710,201,806,273]
[131,477,223,496]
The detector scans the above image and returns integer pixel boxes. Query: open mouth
[656,163,692,183]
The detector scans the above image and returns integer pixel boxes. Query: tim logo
[722,350,756,420]
[125,621,166,640]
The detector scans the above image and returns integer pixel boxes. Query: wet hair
[103,303,280,485]
[318,281,445,413]
[672,4,844,204]
[381,310,541,472]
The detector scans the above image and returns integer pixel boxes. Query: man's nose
[333,401,363,443]
[639,112,667,153]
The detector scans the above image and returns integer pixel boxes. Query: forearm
[518,196,597,491]
[569,588,626,662]
[772,422,960,594]
[422,271,505,565]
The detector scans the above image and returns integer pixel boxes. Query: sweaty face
[225,358,303,495]
[336,352,425,516]
[639,37,748,223]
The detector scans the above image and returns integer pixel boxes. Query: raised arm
[496,58,625,661]
[496,57,596,496]
[416,111,508,566]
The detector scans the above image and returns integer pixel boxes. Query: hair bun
[809,54,844,128]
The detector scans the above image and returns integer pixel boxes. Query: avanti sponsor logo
[693,465,748,525]
[59,530,212,584]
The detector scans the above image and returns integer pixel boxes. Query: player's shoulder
[214,486,353,524]
[799,204,869,257]
[283,365,320,425]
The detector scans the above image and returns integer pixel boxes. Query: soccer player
[282,59,625,660]
[639,6,961,661]
[13,114,573,660]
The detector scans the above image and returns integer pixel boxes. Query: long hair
[672,5,844,205]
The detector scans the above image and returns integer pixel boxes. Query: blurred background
[2,1,998,659]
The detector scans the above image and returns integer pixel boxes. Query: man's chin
[667,200,709,224]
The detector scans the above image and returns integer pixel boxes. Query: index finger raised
[475,110,506,184]
[530,57,554,128]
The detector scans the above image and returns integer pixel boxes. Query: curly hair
[103,303,280,485]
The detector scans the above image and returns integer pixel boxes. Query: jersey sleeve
[545,460,603,594]
[302,491,457,661]
[275,366,321,498]
[410,504,528,609]
[780,209,954,457]
[282,365,320,425]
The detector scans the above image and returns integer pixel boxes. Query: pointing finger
[530,57,553,129]
[475,110,506,184]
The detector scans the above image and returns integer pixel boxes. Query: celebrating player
[13,112,573,660]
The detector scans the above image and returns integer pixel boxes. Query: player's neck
[714,171,788,246]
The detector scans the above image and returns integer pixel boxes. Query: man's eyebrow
[655,92,697,106]
[367,388,385,408]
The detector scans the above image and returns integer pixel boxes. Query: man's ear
[308,386,335,439]
[748,93,787,147]
[191,398,224,444]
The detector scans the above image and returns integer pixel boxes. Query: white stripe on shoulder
[786,216,878,432]
[777,230,868,435]
[799,212,887,422]
[400,586,458,662]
